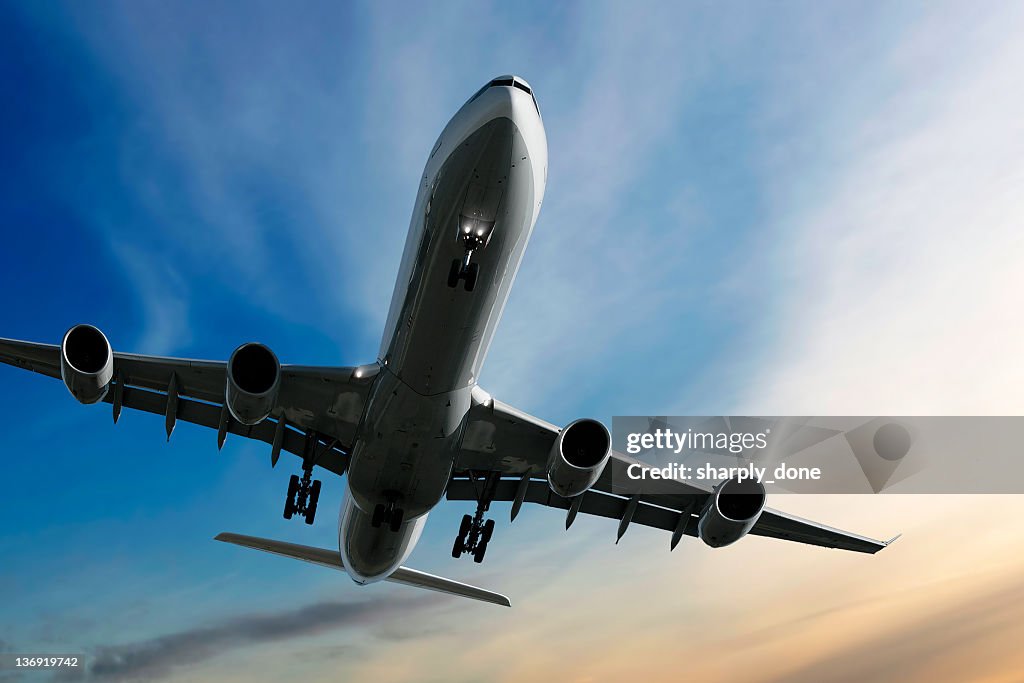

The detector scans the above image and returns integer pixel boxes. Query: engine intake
[698,477,766,548]
[546,418,611,498]
[225,342,281,425]
[60,324,114,404]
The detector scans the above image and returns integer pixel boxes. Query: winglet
[884,533,902,546]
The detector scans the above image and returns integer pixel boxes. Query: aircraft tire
[447,259,461,288]
[304,480,321,525]
[388,507,404,532]
[283,475,299,519]
[464,262,479,292]
[371,503,386,528]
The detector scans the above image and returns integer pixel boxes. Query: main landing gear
[370,493,406,533]
[283,463,321,525]
[283,431,335,525]
[452,471,498,563]
[447,252,480,292]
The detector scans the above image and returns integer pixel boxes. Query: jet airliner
[0,76,894,607]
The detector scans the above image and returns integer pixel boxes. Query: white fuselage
[337,79,547,584]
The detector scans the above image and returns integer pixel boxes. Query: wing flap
[447,477,697,534]
[215,533,511,607]
[101,385,349,475]
[750,509,892,554]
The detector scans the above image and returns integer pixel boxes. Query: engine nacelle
[225,342,281,425]
[60,324,114,404]
[698,477,766,548]
[546,418,611,498]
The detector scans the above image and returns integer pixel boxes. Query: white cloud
[482,4,744,415]
[734,2,1024,415]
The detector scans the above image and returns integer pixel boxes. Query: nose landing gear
[447,215,493,292]
[452,471,498,563]
[448,253,480,292]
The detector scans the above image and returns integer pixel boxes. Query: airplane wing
[451,388,896,554]
[0,337,375,475]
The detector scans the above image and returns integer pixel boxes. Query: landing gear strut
[283,431,334,525]
[452,471,498,563]
[370,492,406,533]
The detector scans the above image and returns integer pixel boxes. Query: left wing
[0,337,375,475]
[451,388,895,554]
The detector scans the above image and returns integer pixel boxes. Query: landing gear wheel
[283,474,299,519]
[388,507,405,533]
[474,519,495,563]
[304,480,321,525]
[447,259,461,288]
[451,473,500,562]
[371,503,386,528]
[464,262,479,292]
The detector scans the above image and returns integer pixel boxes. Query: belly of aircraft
[382,116,537,396]
[340,113,539,583]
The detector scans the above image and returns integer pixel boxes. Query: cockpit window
[466,77,542,116]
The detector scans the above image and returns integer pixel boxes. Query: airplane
[0,75,896,608]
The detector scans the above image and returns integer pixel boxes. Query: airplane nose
[488,84,516,118]
[462,75,541,129]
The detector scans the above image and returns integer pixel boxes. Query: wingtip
[884,533,902,546]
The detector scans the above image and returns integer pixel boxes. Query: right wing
[0,337,378,476]
[452,389,895,554]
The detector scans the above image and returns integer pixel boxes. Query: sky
[2,1,1024,681]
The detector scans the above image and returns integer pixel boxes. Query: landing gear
[448,215,493,292]
[283,431,333,525]
[452,471,498,563]
[283,466,321,525]
[447,255,480,292]
[370,494,406,533]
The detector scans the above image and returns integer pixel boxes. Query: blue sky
[3,1,1024,681]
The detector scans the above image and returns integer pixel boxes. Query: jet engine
[546,418,611,498]
[225,342,281,425]
[697,477,766,548]
[60,324,114,404]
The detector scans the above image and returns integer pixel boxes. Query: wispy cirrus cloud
[766,572,1024,683]
[730,2,1024,415]
[107,243,191,355]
